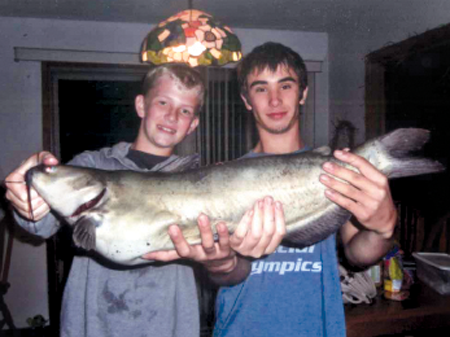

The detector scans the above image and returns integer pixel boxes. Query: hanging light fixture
[140,3,242,67]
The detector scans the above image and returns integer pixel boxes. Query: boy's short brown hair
[142,64,206,114]
[238,42,308,101]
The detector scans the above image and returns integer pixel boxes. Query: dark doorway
[365,24,450,254]
[59,79,142,163]
[385,43,450,209]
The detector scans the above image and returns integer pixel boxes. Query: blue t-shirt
[213,148,346,337]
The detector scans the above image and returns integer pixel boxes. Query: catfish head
[26,164,107,223]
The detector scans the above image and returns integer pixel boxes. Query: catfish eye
[45,166,57,174]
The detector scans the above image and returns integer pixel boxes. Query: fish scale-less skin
[112,153,341,248]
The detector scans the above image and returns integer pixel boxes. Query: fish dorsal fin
[72,217,97,251]
[312,146,332,156]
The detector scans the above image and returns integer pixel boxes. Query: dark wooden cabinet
[346,282,450,337]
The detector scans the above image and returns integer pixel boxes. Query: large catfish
[25,128,444,265]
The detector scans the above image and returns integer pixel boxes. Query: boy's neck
[254,127,305,155]
[131,137,174,157]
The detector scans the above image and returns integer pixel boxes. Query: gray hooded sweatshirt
[14,143,200,337]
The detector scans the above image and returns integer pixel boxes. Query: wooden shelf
[345,282,450,337]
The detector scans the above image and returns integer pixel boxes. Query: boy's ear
[135,95,145,118]
[299,87,309,105]
[187,116,200,135]
[240,94,253,111]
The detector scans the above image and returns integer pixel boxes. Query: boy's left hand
[319,149,397,239]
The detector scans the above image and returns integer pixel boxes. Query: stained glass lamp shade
[141,9,242,67]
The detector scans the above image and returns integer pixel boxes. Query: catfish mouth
[70,189,106,218]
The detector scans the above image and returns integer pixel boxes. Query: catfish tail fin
[361,128,445,179]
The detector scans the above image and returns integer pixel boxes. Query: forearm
[344,229,394,269]
[207,255,251,286]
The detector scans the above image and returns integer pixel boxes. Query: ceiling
[0,0,413,33]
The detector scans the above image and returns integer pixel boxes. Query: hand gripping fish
[25,128,444,265]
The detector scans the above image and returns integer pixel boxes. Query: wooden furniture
[345,282,450,337]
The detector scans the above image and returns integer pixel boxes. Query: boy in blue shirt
[160,42,397,336]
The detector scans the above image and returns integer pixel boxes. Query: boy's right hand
[5,151,58,221]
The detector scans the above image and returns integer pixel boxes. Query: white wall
[0,16,328,328]
[328,1,450,144]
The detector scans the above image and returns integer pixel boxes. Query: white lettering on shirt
[250,244,323,276]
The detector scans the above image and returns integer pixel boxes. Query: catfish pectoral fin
[72,217,97,251]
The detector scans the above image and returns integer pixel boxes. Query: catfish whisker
[24,172,35,224]
[27,151,41,232]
